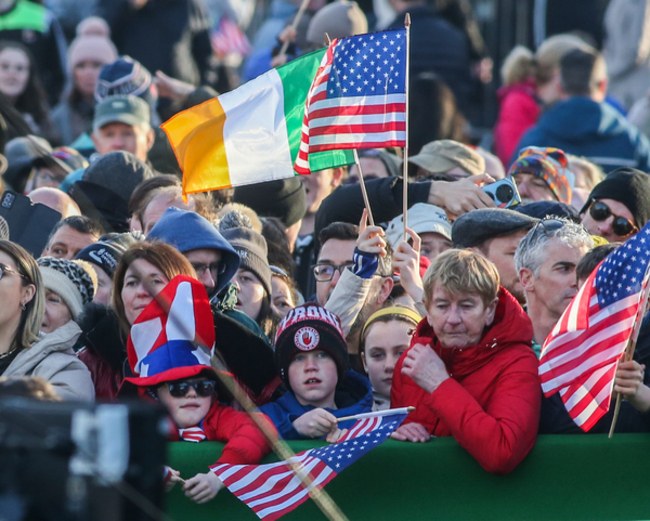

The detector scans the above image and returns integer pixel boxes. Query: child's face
[288,350,338,409]
[362,320,410,398]
[156,377,214,429]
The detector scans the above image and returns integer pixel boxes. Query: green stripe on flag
[277,49,354,173]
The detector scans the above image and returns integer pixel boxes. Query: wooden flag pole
[353,149,375,226]
[608,284,650,438]
[279,0,311,58]
[401,13,412,242]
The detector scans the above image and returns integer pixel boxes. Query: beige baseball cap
[408,140,485,177]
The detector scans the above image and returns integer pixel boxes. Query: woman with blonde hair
[0,240,94,401]
[494,34,590,166]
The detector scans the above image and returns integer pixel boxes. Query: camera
[482,178,522,208]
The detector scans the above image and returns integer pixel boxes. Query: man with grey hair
[515,219,593,353]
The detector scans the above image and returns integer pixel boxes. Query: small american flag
[539,223,650,431]
[211,410,408,521]
[210,17,251,58]
[294,30,407,175]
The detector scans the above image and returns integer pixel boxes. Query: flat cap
[452,208,538,248]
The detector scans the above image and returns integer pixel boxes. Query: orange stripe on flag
[161,97,231,196]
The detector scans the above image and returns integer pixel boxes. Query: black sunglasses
[530,218,565,240]
[588,200,638,237]
[166,380,216,398]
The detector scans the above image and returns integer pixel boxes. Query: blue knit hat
[147,207,240,294]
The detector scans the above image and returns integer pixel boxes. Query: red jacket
[493,79,540,167]
[169,402,277,465]
[391,289,541,475]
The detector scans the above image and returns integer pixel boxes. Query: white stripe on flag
[309,93,405,111]
[246,457,322,507]
[309,131,406,146]
[309,113,407,128]
[255,466,335,519]
[226,452,313,494]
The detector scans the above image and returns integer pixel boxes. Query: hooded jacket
[391,289,540,475]
[148,207,240,296]
[514,96,650,173]
[4,321,95,401]
[259,370,373,440]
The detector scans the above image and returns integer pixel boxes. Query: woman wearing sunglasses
[579,168,650,243]
[0,240,94,400]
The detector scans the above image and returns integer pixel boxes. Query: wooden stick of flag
[353,149,375,226]
[278,0,311,59]
[608,285,650,438]
[336,406,415,423]
[402,13,412,242]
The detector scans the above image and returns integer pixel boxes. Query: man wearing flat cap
[452,208,538,304]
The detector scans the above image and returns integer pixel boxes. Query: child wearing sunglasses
[121,275,276,504]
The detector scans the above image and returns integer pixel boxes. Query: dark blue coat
[513,97,650,173]
[259,370,373,440]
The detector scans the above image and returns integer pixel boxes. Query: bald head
[29,187,81,219]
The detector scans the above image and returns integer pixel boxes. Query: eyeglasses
[166,380,217,398]
[529,218,565,241]
[191,261,226,278]
[0,264,28,282]
[588,200,638,237]
[312,262,354,282]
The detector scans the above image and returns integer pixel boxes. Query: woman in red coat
[391,249,541,475]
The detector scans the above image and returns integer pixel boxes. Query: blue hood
[258,370,373,440]
[537,97,631,144]
[147,207,240,294]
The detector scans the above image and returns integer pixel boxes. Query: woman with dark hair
[221,226,279,339]
[0,240,94,400]
[0,41,58,144]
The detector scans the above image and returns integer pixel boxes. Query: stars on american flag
[327,29,406,98]
[596,226,650,305]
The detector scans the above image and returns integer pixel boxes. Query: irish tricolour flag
[162,49,353,196]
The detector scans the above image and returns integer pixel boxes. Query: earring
[21,302,26,311]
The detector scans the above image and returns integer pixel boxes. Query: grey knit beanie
[221,227,272,297]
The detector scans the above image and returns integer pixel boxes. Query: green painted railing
[166,435,650,520]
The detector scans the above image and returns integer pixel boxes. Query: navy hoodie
[259,371,373,440]
[513,97,650,173]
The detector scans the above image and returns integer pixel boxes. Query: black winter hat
[82,151,154,203]
[274,304,349,384]
[222,227,272,297]
[580,168,650,228]
[234,177,307,227]
[69,181,130,233]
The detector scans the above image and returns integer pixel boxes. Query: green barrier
[167,435,650,520]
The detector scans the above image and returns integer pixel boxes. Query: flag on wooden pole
[539,223,650,431]
[162,49,354,197]
[211,409,409,521]
[294,29,407,175]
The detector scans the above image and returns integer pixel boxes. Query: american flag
[210,410,408,521]
[294,30,407,175]
[539,224,650,431]
[210,17,251,58]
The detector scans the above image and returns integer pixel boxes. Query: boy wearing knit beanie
[38,257,97,334]
[258,304,372,441]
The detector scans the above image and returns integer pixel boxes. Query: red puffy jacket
[493,79,540,167]
[391,289,541,475]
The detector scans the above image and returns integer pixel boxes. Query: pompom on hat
[120,275,232,401]
[274,304,349,384]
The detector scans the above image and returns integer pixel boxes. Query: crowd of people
[1,0,650,508]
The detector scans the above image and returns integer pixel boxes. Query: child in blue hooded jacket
[259,304,373,441]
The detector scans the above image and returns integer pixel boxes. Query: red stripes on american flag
[294,30,407,175]
[539,225,650,430]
